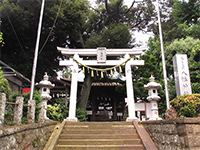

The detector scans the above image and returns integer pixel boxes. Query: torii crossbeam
[58,47,146,122]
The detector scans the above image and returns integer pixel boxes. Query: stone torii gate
[57,47,146,122]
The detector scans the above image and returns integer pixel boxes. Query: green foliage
[4,111,16,125]
[0,18,4,47]
[0,68,11,99]
[147,0,200,113]
[8,90,43,124]
[166,37,200,95]
[121,54,167,115]
[61,67,72,79]
[170,94,200,117]
[76,107,88,122]
[0,0,89,81]
[85,23,131,48]
[148,36,200,101]
[47,98,87,122]
[86,0,155,47]
[172,0,200,25]
[166,37,200,75]
[47,104,63,122]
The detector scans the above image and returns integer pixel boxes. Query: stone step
[63,124,135,129]
[59,133,139,139]
[57,139,141,145]
[54,122,145,150]
[62,129,136,134]
[54,144,145,150]
[65,122,133,125]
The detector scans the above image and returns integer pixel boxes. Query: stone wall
[0,121,58,150]
[141,118,200,150]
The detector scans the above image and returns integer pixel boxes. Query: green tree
[133,54,166,114]
[0,0,90,81]
[147,0,200,98]
[85,23,131,48]
[166,37,200,94]
[1,0,157,112]
[77,0,156,110]
[152,0,200,43]
[172,0,200,25]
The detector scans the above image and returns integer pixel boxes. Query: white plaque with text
[97,47,106,63]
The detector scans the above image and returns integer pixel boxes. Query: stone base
[65,117,78,122]
[126,117,139,122]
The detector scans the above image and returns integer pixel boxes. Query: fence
[0,93,46,125]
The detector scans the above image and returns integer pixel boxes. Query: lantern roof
[35,72,55,88]
[144,75,162,90]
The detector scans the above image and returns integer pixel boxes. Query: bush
[47,104,63,122]
[170,94,200,117]
[47,101,87,122]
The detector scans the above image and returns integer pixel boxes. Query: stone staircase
[54,122,145,150]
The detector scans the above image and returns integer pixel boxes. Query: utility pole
[30,0,45,100]
[156,0,170,109]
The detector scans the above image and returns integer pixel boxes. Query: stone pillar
[42,100,48,119]
[66,53,79,122]
[38,102,45,123]
[150,100,160,119]
[27,100,35,124]
[13,96,24,125]
[125,53,137,121]
[0,93,6,124]
[173,54,192,96]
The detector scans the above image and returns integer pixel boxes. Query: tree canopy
[147,0,200,104]
[0,0,90,81]
[0,0,156,82]
[0,0,157,111]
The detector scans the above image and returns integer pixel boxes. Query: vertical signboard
[173,54,192,96]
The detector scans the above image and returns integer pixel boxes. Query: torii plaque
[57,47,146,122]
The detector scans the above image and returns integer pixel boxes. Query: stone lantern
[144,75,162,120]
[36,72,54,119]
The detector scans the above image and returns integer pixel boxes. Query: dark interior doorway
[87,83,126,121]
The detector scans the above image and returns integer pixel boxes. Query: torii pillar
[66,53,79,122]
[58,47,145,122]
[125,53,137,121]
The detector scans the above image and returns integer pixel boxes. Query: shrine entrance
[87,83,125,122]
[57,47,145,122]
